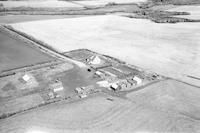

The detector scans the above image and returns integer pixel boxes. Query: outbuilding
[110,83,121,91]
[87,55,102,65]
[133,76,142,84]
[49,81,64,93]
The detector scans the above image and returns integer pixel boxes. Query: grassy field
[11,15,200,87]
[0,80,200,132]
[0,29,55,72]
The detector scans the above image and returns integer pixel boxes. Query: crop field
[167,5,200,19]
[11,15,200,86]
[0,0,146,9]
[0,93,43,116]
[0,30,55,72]
[0,80,200,133]
[0,0,83,8]
[0,15,85,24]
[74,0,147,6]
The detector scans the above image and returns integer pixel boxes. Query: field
[0,80,200,133]
[1,1,200,132]
[0,0,83,8]
[0,29,55,72]
[74,0,147,6]
[11,15,200,86]
[149,0,200,5]
[0,0,146,8]
[168,5,200,19]
[0,15,86,24]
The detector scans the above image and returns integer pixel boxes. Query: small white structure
[22,74,31,82]
[97,80,111,87]
[53,86,64,92]
[133,76,142,84]
[79,93,87,98]
[110,83,120,91]
[95,71,103,76]
[87,56,101,65]
[75,87,83,93]
[50,82,64,92]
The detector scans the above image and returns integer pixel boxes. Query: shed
[87,55,101,65]
[95,71,103,76]
[22,74,31,82]
[110,83,121,91]
[75,87,83,94]
[133,76,142,84]
[49,82,64,92]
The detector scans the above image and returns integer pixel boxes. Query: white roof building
[50,82,64,92]
[75,87,83,93]
[22,74,31,82]
[110,83,121,91]
[53,86,64,92]
[95,71,103,76]
[133,76,142,84]
[97,80,111,87]
[88,56,101,65]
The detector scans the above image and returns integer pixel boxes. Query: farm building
[86,55,102,65]
[110,83,121,91]
[75,87,83,94]
[101,67,124,78]
[95,71,103,76]
[19,74,34,84]
[127,78,137,85]
[97,80,111,87]
[75,85,96,98]
[17,73,39,90]
[132,76,142,84]
[49,81,64,93]
[22,74,31,82]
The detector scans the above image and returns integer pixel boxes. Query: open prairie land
[11,15,200,86]
[0,80,200,133]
